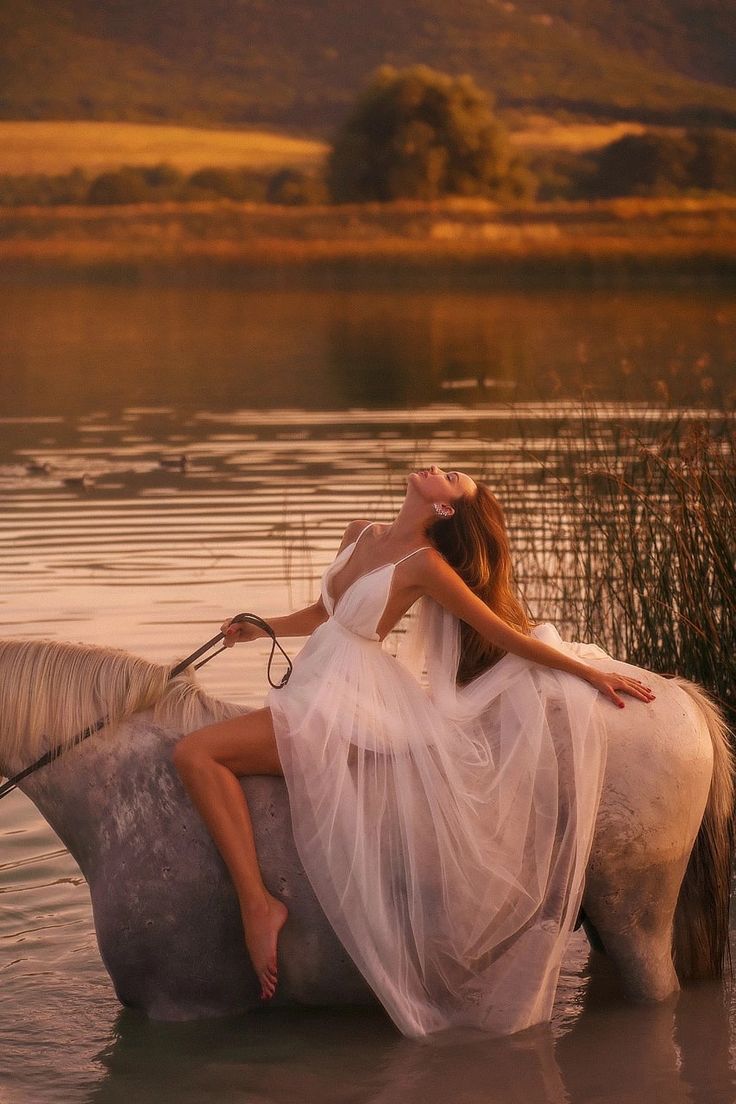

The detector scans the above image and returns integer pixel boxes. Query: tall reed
[514,409,735,730]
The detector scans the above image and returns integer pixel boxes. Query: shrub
[141,162,185,190]
[526,149,600,201]
[266,169,329,205]
[687,129,736,192]
[327,64,536,203]
[590,129,736,197]
[0,168,90,205]
[187,167,269,201]
[87,167,151,204]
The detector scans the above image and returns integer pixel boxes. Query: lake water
[0,283,734,1103]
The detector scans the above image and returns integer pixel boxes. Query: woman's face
[410,465,477,505]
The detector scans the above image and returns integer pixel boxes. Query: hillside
[1,0,736,136]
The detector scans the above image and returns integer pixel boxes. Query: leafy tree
[591,132,696,197]
[87,167,150,204]
[590,128,736,197]
[266,169,329,205]
[187,167,269,201]
[0,168,90,205]
[526,149,599,201]
[142,162,184,190]
[327,64,535,203]
[687,128,736,191]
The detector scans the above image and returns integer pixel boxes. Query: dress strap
[394,546,431,567]
[353,522,374,546]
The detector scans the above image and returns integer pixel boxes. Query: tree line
[2,66,736,207]
[0,164,328,207]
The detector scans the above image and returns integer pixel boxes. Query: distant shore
[2,196,735,287]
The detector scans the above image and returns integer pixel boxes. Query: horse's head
[0,634,248,894]
[0,638,165,780]
[0,636,240,785]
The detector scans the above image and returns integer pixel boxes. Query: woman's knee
[172,711,282,777]
[172,729,208,776]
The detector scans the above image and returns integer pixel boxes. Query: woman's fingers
[611,685,626,708]
[608,675,656,706]
[220,617,243,646]
[594,672,656,707]
[624,676,656,700]
[220,618,261,646]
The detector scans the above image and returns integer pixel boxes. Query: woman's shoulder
[412,544,448,568]
[343,518,373,538]
[395,544,447,581]
[337,518,374,551]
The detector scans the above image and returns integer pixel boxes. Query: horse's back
[593,665,713,856]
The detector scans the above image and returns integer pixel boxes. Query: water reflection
[83,979,735,1104]
[1,402,725,704]
[557,975,735,1104]
[1,286,734,416]
[1,282,734,1102]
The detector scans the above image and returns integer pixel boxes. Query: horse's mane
[0,637,240,768]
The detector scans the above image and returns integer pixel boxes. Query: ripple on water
[0,400,734,1103]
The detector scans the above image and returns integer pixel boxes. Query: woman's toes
[260,966,277,998]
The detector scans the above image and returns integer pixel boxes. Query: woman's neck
[382,497,434,545]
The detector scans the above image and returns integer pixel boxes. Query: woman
[173,465,655,1037]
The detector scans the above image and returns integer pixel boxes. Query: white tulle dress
[267,524,609,1039]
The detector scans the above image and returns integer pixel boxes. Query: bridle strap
[0,612,292,801]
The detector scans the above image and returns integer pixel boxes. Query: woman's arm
[420,550,655,708]
[223,518,372,645]
[222,599,329,644]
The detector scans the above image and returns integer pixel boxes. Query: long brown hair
[427,482,537,684]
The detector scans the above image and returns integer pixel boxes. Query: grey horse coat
[6,648,732,1025]
[20,707,374,1020]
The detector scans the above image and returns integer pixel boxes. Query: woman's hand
[583,668,656,708]
[219,600,328,644]
[221,616,268,646]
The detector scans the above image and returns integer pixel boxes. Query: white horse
[0,636,732,1023]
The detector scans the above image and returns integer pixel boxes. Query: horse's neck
[18,702,235,878]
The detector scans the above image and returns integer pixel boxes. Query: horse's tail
[671,676,735,981]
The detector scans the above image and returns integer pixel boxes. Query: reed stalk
[513,408,735,730]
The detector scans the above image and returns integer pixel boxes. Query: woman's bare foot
[241,893,289,1000]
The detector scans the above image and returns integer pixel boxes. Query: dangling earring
[433,503,452,519]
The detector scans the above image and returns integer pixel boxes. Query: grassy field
[0,121,329,176]
[1,194,734,285]
[509,117,647,152]
[0,119,648,177]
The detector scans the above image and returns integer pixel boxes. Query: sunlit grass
[510,117,647,152]
[0,121,328,176]
[1,195,735,281]
[0,118,650,177]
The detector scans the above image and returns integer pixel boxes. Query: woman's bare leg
[172,707,288,1000]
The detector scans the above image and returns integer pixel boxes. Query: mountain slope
[1,0,735,135]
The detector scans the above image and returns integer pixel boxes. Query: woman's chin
[406,474,427,497]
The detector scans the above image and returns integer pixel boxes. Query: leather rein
[0,613,292,801]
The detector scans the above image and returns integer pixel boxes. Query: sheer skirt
[266,603,608,1038]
